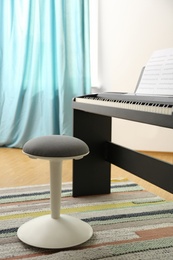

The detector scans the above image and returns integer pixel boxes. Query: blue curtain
[0,0,91,148]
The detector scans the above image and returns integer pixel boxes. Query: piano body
[72,92,173,197]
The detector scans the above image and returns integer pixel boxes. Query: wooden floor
[1,147,173,200]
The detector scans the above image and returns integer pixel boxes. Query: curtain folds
[0,0,90,148]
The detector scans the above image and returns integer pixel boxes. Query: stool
[17,135,93,249]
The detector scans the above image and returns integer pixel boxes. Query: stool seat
[17,135,93,249]
[23,135,89,159]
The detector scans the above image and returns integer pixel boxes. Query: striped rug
[1,180,173,259]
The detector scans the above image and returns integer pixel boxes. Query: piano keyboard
[75,95,173,116]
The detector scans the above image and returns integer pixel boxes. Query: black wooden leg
[73,109,111,196]
[105,142,173,194]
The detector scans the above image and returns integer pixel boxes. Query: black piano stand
[73,109,173,197]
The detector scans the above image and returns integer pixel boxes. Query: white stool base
[17,214,93,249]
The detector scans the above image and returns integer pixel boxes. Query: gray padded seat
[23,135,89,158]
[17,135,93,249]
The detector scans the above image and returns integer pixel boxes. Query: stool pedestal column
[50,160,62,219]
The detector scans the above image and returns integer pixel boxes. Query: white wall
[97,0,173,151]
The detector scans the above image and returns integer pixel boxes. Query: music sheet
[136,48,173,95]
